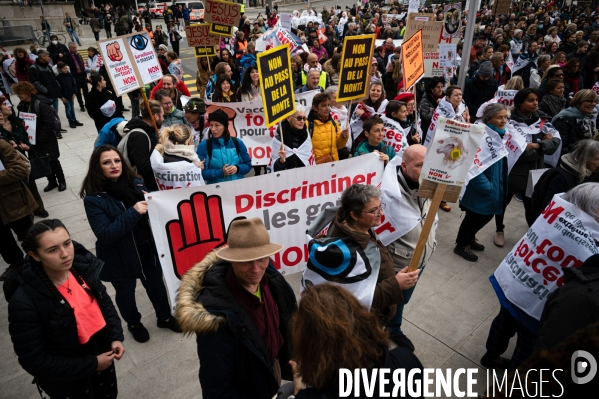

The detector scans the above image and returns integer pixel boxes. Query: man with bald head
[385,144,436,352]
[295,53,330,91]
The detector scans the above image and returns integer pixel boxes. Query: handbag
[29,154,52,180]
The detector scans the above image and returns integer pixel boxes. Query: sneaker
[494,232,505,247]
[480,353,511,369]
[514,193,524,202]
[469,238,485,251]
[128,323,150,343]
[34,210,50,218]
[157,317,182,333]
[74,120,84,126]
[44,181,58,192]
[454,245,478,262]
[390,332,415,352]
[0,267,16,281]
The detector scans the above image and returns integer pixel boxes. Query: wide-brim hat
[217,218,283,262]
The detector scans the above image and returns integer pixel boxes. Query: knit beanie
[208,109,229,128]
[478,61,494,77]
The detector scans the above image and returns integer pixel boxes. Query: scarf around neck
[102,175,144,209]
[541,94,567,117]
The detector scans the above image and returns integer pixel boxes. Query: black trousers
[496,192,535,232]
[455,209,494,246]
[47,158,66,184]
[74,74,89,109]
[0,215,32,269]
[171,40,180,56]
[105,28,112,38]
[485,306,537,370]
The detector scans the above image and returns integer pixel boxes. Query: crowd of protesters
[2,1,599,398]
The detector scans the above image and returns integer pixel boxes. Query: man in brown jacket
[0,138,38,281]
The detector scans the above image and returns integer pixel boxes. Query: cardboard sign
[19,112,37,145]
[492,0,512,16]
[408,0,419,14]
[337,34,376,102]
[420,117,485,186]
[146,153,384,307]
[127,31,163,85]
[194,46,217,57]
[257,44,296,128]
[204,0,241,37]
[401,30,424,92]
[185,24,222,47]
[98,37,140,96]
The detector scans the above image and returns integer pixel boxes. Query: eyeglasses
[364,203,386,216]
[293,115,306,121]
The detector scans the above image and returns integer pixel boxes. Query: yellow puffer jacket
[308,113,348,161]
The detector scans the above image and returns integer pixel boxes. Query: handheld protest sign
[257,44,296,128]
[336,34,376,103]
[127,31,163,86]
[185,24,221,48]
[194,46,217,57]
[492,0,512,16]
[401,29,425,92]
[204,0,242,37]
[98,37,141,96]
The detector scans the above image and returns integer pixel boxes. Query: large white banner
[147,153,384,306]
[421,117,485,186]
[205,90,317,166]
[494,194,599,320]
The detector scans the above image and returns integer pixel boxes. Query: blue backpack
[95,117,127,148]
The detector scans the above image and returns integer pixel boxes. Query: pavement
[1,21,526,399]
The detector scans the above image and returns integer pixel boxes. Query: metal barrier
[0,25,37,46]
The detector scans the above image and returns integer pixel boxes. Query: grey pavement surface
[1,19,525,399]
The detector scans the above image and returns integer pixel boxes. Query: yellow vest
[301,71,327,89]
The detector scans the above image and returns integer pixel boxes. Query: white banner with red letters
[494,194,599,320]
[146,153,384,307]
[204,90,317,166]
[150,150,205,190]
[19,112,37,145]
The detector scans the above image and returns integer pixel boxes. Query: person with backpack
[79,146,180,344]
[531,139,599,220]
[196,109,252,184]
[4,219,125,398]
[13,81,66,192]
[28,50,63,122]
[118,100,163,192]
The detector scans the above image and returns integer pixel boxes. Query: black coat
[176,253,297,399]
[3,242,124,397]
[536,255,599,351]
[46,42,69,65]
[552,111,592,156]
[28,60,62,99]
[56,71,78,98]
[17,95,60,160]
[539,160,581,211]
[122,117,159,191]
[464,75,498,118]
[86,87,122,132]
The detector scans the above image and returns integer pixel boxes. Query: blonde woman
[156,124,204,168]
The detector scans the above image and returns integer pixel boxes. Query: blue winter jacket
[196,137,252,184]
[240,52,257,77]
[460,157,509,215]
[83,178,152,281]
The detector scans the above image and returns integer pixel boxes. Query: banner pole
[141,89,160,134]
[345,100,352,130]
[407,183,446,272]
[206,47,211,72]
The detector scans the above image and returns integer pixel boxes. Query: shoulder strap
[207,138,213,159]
[232,137,240,155]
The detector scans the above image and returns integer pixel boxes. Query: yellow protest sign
[257,44,296,128]
[401,29,425,92]
[336,34,376,102]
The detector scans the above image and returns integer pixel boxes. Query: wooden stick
[345,100,352,130]
[141,89,160,134]
[206,48,211,72]
[407,183,446,272]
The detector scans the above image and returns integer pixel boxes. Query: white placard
[420,117,485,186]
[98,37,140,96]
[19,112,37,145]
[127,31,163,85]
[280,13,292,30]
[439,44,457,67]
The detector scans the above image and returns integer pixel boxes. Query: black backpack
[34,98,62,135]
[530,167,576,222]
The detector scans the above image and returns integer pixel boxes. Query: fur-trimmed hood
[175,249,225,334]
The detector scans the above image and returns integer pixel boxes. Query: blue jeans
[64,97,76,122]
[50,97,59,113]
[67,28,81,45]
[110,252,172,325]
[386,265,426,336]
[41,30,51,45]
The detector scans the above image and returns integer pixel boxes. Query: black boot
[44,180,58,192]
[58,181,67,192]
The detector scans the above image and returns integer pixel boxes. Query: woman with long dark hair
[562,57,582,95]
[286,284,423,398]
[5,219,124,398]
[418,76,445,139]
[349,80,387,150]
[12,47,34,82]
[211,48,240,85]
[212,75,238,103]
[86,73,123,132]
[238,65,261,102]
[79,145,180,343]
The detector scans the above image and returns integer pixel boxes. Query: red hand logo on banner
[106,42,123,62]
[166,192,227,278]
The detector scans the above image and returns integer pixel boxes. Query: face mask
[52,40,58,45]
